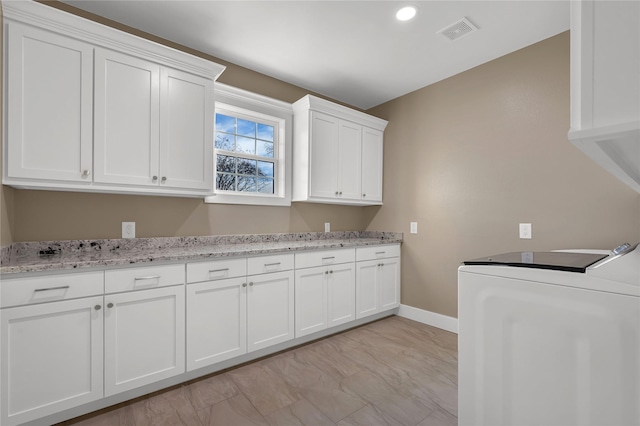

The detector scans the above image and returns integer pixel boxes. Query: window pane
[257,161,274,177]
[237,119,256,138]
[237,176,256,192]
[256,141,274,158]
[236,136,256,155]
[258,178,274,194]
[237,158,257,175]
[216,155,236,173]
[215,114,235,133]
[215,133,235,150]
[257,123,274,142]
[216,173,236,191]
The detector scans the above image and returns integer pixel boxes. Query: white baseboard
[397,304,458,334]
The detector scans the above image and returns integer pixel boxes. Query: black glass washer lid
[463,251,608,273]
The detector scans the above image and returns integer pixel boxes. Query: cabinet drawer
[187,258,247,283]
[356,244,401,262]
[105,264,184,293]
[1,272,104,308]
[295,248,355,270]
[247,254,294,275]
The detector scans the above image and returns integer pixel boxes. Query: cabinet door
[186,278,247,371]
[355,260,379,319]
[361,127,384,203]
[327,262,356,327]
[1,297,103,426]
[295,266,327,337]
[337,120,362,200]
[160,68,214,191]
[5,23,93,183]
[104,285,185,396]
[94,49,160,186]
[379,257,401,311]
[247,271,294,352]
[309,111,340,198]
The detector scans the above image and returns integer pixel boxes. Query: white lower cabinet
[247,270,295,352]
[104,285,185,396]
[355,245,401,319]
[187,277,247,371]
[295,254,356,338]
[1,296,104,426]
[185,255,294,370]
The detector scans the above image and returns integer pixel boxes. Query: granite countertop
[0,231,402,275]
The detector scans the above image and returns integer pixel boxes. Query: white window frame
[206,83,292,206]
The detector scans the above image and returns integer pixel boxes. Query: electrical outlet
[410,222,418,234]
[324,222,330,233]
[122,222,135,239]
[519,223,532,239]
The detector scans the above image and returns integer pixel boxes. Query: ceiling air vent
[437,17,478,41]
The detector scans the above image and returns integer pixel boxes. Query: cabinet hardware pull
[329,270,333,274]
[325,271,329,275]
[264,262,281,267]
[249,282,254,286]
[82,170,91,177]
[161,177,167,183]
[134,275,160,281]
[209,268,229,273]
[339,191,342,195]
[363,193,366,197]
[322,256,335,260]
[335,191,339,195]
[34,285,69,292]
[107,303,114,308]
[242,283,247,287]
[95,305,101,310]
[152,176,158,181]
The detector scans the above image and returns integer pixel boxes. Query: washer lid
[463,251,608,273]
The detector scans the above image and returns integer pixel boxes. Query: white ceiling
[61,0,570,110]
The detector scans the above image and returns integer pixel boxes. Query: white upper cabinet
[2,1,225,197]
[361,127,384,203]
[94,50,214,191]
[293,95,388,205]
[5,22,94,184]
[160,68,214,191]
[569,0,640,192]
[94,50,161,187]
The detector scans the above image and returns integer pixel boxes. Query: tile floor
[58,316,458,426]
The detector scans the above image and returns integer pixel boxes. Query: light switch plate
[410,222,418,234]
[324,222,330,233]
[122,222,135,239]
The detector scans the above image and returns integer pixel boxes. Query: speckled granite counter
[0,231,402,275]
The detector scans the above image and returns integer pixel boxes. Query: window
[206,83,292,206]
[215,112,277,194]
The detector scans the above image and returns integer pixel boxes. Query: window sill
[204,193,291,207]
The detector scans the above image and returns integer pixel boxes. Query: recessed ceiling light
[396,6,417,21]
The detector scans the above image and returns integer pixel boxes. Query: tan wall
[365,31,640,318]
[0,2,367,243]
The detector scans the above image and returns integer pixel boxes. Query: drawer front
[1,272,104,308]
[187,258,247,283]
[295,248,355,270]
[356,244,401,262]
[105,264,185,293]
[247,254,294,276]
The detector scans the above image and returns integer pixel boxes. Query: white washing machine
[458,243,639,426]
